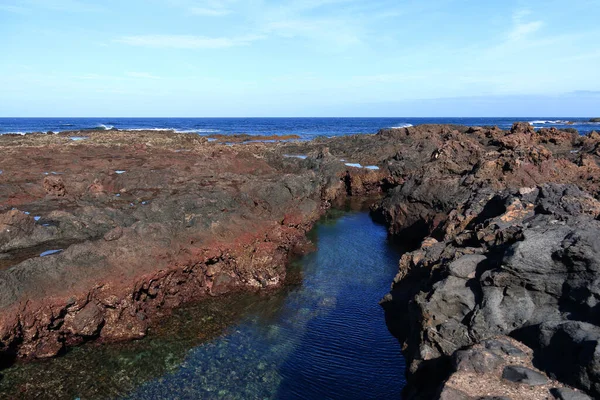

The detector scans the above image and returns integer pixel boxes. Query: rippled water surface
[0,210,406,399]
[1,117,599,137]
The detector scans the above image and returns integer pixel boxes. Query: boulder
[550,387,593,400]
[501,365,548,386]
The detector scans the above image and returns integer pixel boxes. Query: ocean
[0,117,599,140]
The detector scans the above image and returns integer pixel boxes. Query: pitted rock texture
[381,184,600,399]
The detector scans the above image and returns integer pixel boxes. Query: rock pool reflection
[0,210,406,399]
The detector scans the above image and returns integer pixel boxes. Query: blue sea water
[0,117,598,139]
[0,210,406,399]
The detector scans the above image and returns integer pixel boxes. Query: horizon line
[0,116,597,119]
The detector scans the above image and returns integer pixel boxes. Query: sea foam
[529,120,570,125]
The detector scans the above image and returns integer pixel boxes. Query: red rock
[43,176,66,197]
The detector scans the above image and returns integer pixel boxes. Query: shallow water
[0,210,406,399]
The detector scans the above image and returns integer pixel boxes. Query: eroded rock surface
[2,123,600,400]
[0,130,382,361]
[373,124,600,398]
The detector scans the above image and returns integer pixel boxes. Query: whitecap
[345,163,363,168]
[2,131,27,135]
[40,249,62,257]
[529,120,571,125]
[284,154,308,160]
[190,129,221,133]
[124,128,221,134]
[115,170,126,174]
[97,124,114,130]
[391,123,413,129]
[126,128,175,132]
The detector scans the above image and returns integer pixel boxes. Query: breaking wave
[529,120,571,125]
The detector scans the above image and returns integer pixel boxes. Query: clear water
[0,210,406,400]
[0,117,598,138]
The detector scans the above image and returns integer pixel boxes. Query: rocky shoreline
[369,124,600,399]
[0,130,386,363]
[1,124,600,399]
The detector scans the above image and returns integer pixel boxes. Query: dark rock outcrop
[382,184,600,398]
[363,124,600,398]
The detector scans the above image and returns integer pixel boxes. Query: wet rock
[33,334,63,359]
[501,366,548,386]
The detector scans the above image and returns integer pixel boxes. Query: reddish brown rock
[43,176,66,197]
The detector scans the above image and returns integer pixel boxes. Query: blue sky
[1,0,599,117]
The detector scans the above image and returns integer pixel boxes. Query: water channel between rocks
[0,208,407,399]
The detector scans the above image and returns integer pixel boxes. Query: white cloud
[126,72,161,79]
[508,9,543,41]
[189,6,230,16]
[264,19,362,47]
[117,34,264,49]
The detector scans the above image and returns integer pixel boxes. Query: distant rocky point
[590,118,600,122]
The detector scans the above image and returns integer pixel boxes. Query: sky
[0,0,599,117]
